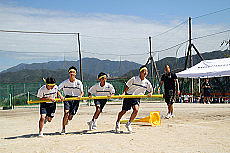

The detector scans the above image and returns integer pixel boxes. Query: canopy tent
[176,58,230,78]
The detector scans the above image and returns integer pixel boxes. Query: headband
[47,84,56,86]
[140,67,148,72]
[68,69,76,73]
[98,75,107,79]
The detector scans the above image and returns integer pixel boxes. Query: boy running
[115,65,153,133]
[87,72,115,131]
[58,66,84,134]
[37,77,64,137]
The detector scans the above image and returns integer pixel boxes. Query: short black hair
[165,64,170,68]
[98,72,107,79]
[68,66,77,72]
[45,77,56,84]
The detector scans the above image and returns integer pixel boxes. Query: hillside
[0,69,95,83]
[1,57,141,77]
[0,58,141,83]
[123,49,230,77]
[0,50,229,83]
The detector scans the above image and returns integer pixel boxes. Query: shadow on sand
[4,129,131,139]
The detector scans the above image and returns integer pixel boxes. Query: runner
[115,65,153,133]
[87,72,115,130]
[58,66,84,134]
[37,77,64,137]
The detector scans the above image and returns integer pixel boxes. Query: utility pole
[147,37,160,83]
[184,17,204,70]
[184,17,205,98]
[184,17,192,70]
[149,37,154,81]
[77,33,83,82]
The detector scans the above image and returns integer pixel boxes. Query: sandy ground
[0,101,230,153]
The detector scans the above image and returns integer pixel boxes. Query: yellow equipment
[120,111,161,126]
[27,94,163,104]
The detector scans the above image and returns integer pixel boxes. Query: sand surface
[1,102,230,153]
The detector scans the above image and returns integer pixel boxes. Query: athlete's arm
[57,91,64,101]
[122,85,129,95]
[158,81,164,94]
[175,79,180,95]
[88,92,92,98]
[80,91,84,97]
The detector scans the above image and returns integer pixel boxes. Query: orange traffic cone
[120,111,161,126]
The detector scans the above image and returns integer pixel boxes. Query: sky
[0,0,229,72]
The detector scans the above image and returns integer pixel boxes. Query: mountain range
[0,50,229,83]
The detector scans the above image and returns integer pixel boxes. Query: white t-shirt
[88,82,115,96]
[126,76,153,95]
[58,79,83,96]
[37,85,58,103]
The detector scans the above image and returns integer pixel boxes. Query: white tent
[176,58,230,78]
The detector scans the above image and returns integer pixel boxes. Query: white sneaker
[171,114,175,118]
[38,132,44,137]
[125,122,132,133]
[61,129,66,135]
[115,122,120,133]
[87,121,94,131]
[165,113,171,119]
[92,122,97,130]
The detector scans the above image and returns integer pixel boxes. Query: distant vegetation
[0,50,229,83]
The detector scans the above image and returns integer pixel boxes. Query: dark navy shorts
[64,95,80,115]
[94,99,107,111]
[165,89,175,105]
[204,91,211,97]
[40,102,56,118]
[122,98,140,111]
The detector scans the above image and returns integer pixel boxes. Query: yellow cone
[149,111,161,126]
[120,111,161,126]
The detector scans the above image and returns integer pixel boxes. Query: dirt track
[1,102,230,153]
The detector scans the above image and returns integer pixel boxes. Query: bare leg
[92,106,101,121]
[116,110,127,123]
[204,97,207,104]
[62,110,69,130]
[129,105,139,122]
[168,104,173,114]
[39,114,46,134]
[68,115,73,120]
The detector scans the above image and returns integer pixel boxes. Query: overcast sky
[0,0,229,71]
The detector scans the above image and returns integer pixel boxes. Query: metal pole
[148,37,154,82]
[188,17,192,68]
[188,17,194,98]
[27,92,30,102]
[9,94,12,109]
[77,33,83,82]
